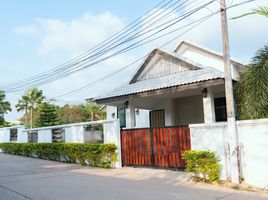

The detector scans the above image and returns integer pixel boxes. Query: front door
[149,109,165,128]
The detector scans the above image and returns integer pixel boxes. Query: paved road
[0,153,267,200]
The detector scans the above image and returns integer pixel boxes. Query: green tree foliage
[58,104,87,124]
[58,103,105,124]
[232,6,268,19]
[237,45,268,119]
[84,103,105,121]
[35,103,60,127]
[0,91,12,126]
[16,88,45,128]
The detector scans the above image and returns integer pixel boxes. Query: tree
[58,104,87,124]
[0,91,12,126]
[35,103,60,127]
[232,6,268,19]
[85,103,105,132]
[237,44,268,119]
[85,103,105,122]
[16,88,45,128]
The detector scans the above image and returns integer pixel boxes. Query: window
[52,128,65,143]
[10,129,18,142]
[28,131,38,143]
[214,97,227,122]
[117,105,126,128]
[150,110,165,128]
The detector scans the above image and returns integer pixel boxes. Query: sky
[0,0,268,121]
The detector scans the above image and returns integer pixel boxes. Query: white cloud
[14,12,125,59]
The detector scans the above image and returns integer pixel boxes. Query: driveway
[0,153,267,200]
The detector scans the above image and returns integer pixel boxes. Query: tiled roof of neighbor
[94,67,224,101]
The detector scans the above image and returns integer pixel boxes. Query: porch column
[126,103,135,128]
[203,88,216,123]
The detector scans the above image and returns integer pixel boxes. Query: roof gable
[174,41,248,80]
[129,48,200,84]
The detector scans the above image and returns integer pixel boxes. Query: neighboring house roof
[94,67,224,101]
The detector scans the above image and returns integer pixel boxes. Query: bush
[182,150,221,182]
[0,143,117,168]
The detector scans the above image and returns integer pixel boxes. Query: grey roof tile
[94,67,224,101]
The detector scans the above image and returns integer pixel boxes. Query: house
[94,41,247,128]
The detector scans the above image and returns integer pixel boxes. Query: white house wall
[135,109,150,128]
[177,47,240,80]
[106,106,117,120]
[131,98,175,127]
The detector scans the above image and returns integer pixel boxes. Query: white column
[103,119,121,168]
[17,126,27,143]
[70,125,84,143]
[126,103,135,128]
[203,88,216,123]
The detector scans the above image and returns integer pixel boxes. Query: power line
[3,0,213,91]
[50,0,258,101]
[0,0,208,90]
[50,12,219,101]
[0,0,184,87]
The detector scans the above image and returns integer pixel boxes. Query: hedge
[182,150,221,182]
[0,143,117,168]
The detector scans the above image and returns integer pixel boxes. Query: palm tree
[0,91,12,126]
[237,45,268,119]
[85,103,105,132]
[16,88,45,128]
[232,6,268,19]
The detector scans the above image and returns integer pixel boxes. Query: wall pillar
[103,119,122,168]
[126,103,135,128]
[203,88,216,123]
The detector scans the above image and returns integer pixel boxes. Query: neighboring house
[94,41,247,129]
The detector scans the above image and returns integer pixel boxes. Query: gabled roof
[94,67,224,101]
[129,48,200,84]
[174,40,248,67]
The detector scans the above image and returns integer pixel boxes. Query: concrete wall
[0,126,26,143]
[190,123,228,179]
[190,118,268,189]
[237,119,268,189]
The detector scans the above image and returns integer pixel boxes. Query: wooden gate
[121,126,191,169]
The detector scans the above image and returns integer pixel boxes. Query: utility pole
[220,0,240,184]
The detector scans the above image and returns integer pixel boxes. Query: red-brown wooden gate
[121,126,191,169]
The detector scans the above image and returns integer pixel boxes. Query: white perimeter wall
[190,118,268,189]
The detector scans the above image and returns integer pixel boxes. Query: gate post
[103,119,122,168]
[150,128,155,167]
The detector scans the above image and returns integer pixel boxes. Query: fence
[190,118,268,189]
[0,119,122,167]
